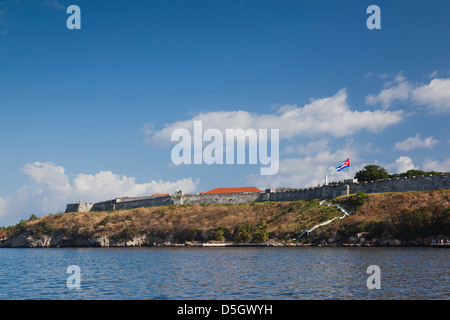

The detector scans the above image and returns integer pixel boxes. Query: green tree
[251,221,269,243]
[389,169,443,178]
[355,165,389,182]
[234,223,254,243]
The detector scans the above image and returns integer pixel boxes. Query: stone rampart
[115,196,172,210]
[350,173,450,194]
[180,192,264,205]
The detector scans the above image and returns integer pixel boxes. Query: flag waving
[336,158,350,172]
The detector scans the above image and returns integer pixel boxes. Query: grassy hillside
[2,190,450,246]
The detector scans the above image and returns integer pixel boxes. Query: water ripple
[0,247,448,299]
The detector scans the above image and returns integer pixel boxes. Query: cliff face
[1,190,449,248]
[1,232,154,248]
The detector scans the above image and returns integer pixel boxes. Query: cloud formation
[366,74,450,113]
[422,158,450,172]
[411,78,450,114]
[0,162,198,226]
[146,89,403,146]
[392,156,417,173]
[394,134,438,151]
[365,73,413,109]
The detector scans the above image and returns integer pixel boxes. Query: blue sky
[0,0,449,225]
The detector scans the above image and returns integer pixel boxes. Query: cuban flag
[336,158,350,172]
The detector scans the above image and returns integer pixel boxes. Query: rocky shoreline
[0,231,447,248]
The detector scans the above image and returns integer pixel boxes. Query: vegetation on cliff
[1,190,449,246]
[354,165,443,182]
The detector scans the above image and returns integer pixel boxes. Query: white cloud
[21,161,72,193]
[0,162,199,226]
[365,73,413,109]
[366,74,450,114]
[72,170,198,202]
[411,78,450,114]
[390,156,417,174]
[147,89,403,146]
[394,134,438,151]
[421,158,450,172]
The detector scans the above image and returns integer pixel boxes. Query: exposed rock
[28,235,52,248]
[124,235,148,247]
[3,231,32,247]
[96,236,110,247]
[388,239,401,246]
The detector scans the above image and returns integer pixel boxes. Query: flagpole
[349,158,352,181]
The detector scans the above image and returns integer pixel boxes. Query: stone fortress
[65,173,450,213]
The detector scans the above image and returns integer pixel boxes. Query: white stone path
[297,199,350,239]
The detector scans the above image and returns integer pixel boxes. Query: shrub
[28,214,39,221]
[111,224,139,242]
[251,221,269,243]
[211,226,228,242]
[234,223,254,243]
[175,228,202,242]
[98,215,112,226]
[348,192,370,209]
[34,221,52,236]
[14,220,28,234]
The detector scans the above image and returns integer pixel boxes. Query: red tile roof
[201,187,263,194]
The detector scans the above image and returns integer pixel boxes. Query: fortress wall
[65,203,80,213]
[267,184,350,202]
[115,196,172,210]
[66,173,450,212]
[179,192,264,205]
[350,173,450,194]
[91,200,114,211]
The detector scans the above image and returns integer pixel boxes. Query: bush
[348,192,370,209]
[389,169,443,178]
[175,228,202,242]
[98,215,112,226]
[253,221,269,243]
[233,221,269,243]
[14,220,28,234]
[234,223,254,243]
[34,221,52,236]
[211,226,228,242]
[28,214,39,221]
[112,224,139,242]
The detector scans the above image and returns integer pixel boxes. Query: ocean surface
[0,247,448,300]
